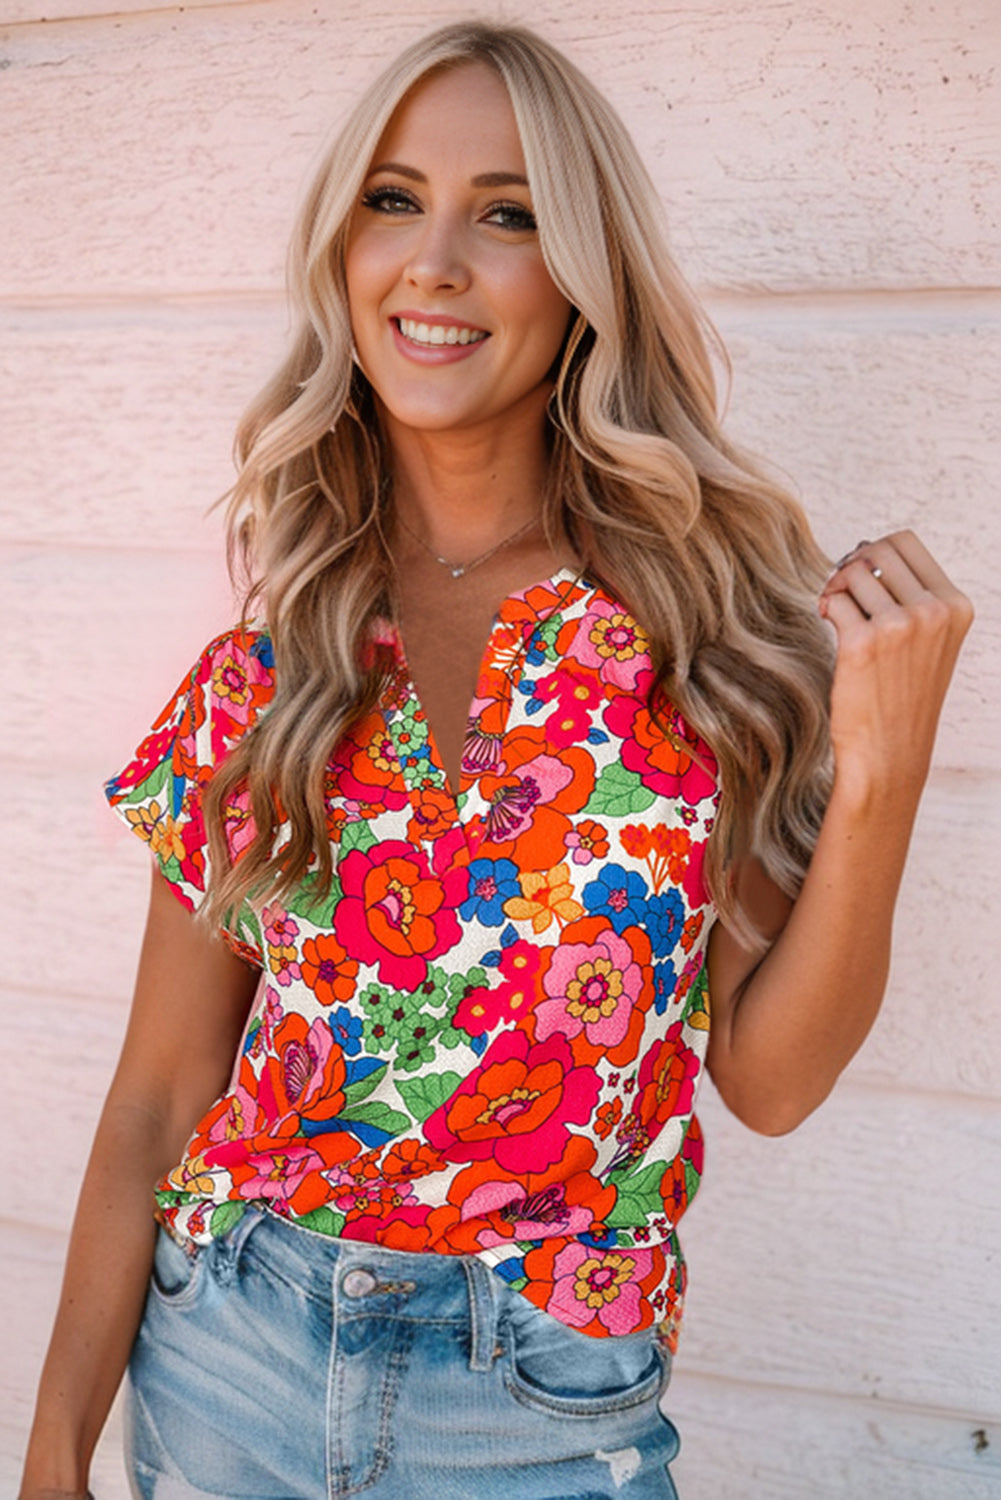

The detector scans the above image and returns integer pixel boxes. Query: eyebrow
[367,161,529,188]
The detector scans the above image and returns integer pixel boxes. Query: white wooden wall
[2,1,999,1494]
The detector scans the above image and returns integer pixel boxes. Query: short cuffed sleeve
[105,626,276,964]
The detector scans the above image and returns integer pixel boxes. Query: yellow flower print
[503,862,584,933]
[166,1154,216,1195]
[125,800,163,845]
[574,1251,636,1310]
[211,654,250,706]
[149,810,185,864]
[589,613,650,663]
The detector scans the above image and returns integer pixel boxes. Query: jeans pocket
[148,1225,206,1309]
[502,1293,668,1418]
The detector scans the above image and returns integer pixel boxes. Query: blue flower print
[652,959,678,1015]
[646,888,686,959]
[582,864,648,934]
[250,633,274,669]
[459,858,521,927]
[328,1006,363,1056]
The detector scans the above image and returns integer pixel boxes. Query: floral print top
[106,568,719,1349]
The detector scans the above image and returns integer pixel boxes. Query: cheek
[516,265,572,356]
[345,236,392,329]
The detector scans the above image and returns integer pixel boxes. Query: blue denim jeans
[126,1209,680,1499]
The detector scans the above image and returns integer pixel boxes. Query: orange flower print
[380,1139,443,1183]
[594,1097,623,1139]
[300,933,359,1007]
[680,910,704,954]
[407,782,456,843]
[503,863,584,934]
[619,823,691,894]
[565,818,610,866]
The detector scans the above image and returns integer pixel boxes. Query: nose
[403,213,471,295]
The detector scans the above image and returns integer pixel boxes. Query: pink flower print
[204,1083,263,1146]
[566,601,652,691]
[231,1141,327,1203]
[483,753,574,842]
[334,839,466,989]
[221,785,257,860]
[535,929,644,1049]
[461,1179,594,1246]
[211,653,251,711]
[463,704,505,776]
[255,986,285,1055]
[266,942,301,988]
[262,903,300,947]
[544,1241,655,1334]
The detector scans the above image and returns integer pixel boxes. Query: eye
[360,186,421,215]
[483,200,538,232]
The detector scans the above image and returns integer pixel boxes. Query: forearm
[19,1099,177,1496]
[709,767,922,1134]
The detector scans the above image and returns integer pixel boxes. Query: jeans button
[342,1268,379,1299]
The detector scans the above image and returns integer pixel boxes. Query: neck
[381,395,554,560]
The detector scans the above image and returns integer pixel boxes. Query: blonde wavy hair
[203,20,835,950]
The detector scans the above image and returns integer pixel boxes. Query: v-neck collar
[380,566,590,824]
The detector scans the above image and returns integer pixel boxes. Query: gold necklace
[395,510,541,579]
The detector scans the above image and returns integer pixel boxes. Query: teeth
[398,317,486,347]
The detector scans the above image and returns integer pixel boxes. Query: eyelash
[360,187,537,232]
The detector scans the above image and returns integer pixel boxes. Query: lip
[388,311,491,365]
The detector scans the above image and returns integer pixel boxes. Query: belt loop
[462,1256,498,1373]
[213,1205,264,1286]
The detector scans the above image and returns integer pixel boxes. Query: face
[344,63,572,442]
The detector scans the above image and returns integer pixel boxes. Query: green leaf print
[397,1071,463,1122]
[684,1160,701,1207]
[156,1190,189,1209]
[134,758,171,803]
[294,1205,346,1237]
[605,1160,666,1228]
[294,870,345,928]
[586,762,657,817]
[339,1100,412,1136]
[209,1201,245,1238]
[340,820,378,856]
[680,963,710,1027]
[341,1061,388,1108]
[535,615,565,657]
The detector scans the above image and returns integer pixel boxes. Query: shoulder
[106,623,275,805]
[168,623,276,737]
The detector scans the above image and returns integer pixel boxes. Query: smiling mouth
[395,317,489,348]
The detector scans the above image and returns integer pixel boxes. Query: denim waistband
[205,1207,501,1371]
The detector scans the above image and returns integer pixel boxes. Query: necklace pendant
[450,564,466,578]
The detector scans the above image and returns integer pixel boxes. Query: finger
[819,586,869,636]
[823,536,927,609]
[850,542,921,607]
[881,528,965,601]
[832,557,899,618]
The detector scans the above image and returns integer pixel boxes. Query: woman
[20,21,972,1500]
